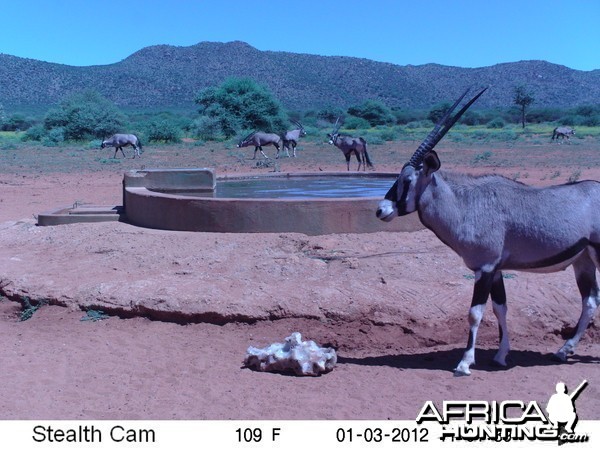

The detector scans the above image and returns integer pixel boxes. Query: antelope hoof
[492,352,509,367]
[552,351,569,362]
[453,362,472,377]
[491,358,508,368]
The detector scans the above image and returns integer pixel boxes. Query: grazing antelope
[376,87,600,376]
[282,120,306,157]
[101,134,143,159]
[552,126,575,141]
[237,131,283,159]
[327,118,373,171]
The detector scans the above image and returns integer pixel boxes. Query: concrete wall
[123,170,424,235]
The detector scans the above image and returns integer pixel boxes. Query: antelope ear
[423,150,441,176]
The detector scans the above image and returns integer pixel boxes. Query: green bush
[145,119,182,143]
[1,113,33,131]
[347,99,394,126]
[344,115,370,130]
[316,106,345,123]
[22,124,46,141]
[487,118,505,129]
[195,77,287,138]
[527,108,563,123]
[428,102,451,124]
[192,115,225,141]
[44,90,126,140]
[378,126,399,141]
[391,107,425,124]
[42,127,65,146]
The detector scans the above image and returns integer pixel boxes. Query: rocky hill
[1,41,599,112]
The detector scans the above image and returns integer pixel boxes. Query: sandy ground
[0,139,599,420]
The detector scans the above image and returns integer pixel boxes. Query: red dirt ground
[0,139,599,420]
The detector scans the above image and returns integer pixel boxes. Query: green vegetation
[194,77,288,139]
[19,297,47,321]
[513,85,535,129]
[44,90,127,141]
[347,100,395,126]
[3,81,600,149]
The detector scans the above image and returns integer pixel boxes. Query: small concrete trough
[37,204,123,226]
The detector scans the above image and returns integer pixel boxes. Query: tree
[44,90,126,140]
[194,77,287,139]
[1,113,32,132]
[427,102,451,124]
[513,86,535,129]
[145,119,182,143]
[347,100,394,126]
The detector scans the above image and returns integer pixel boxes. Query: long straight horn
[241,130,257,142]
[332,116,341,134]
[408,87,487,167]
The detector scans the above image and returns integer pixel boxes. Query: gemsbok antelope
[327,118,373,171]
[101,134,143,159]
[282,120,307,157]
[552,126,575,141]
[376,87,600,376]
[237,131,283,159]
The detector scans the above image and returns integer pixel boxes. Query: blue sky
[1,0,598,71]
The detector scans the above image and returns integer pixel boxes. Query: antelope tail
[361,138,374,168]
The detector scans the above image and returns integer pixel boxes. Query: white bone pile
[244,332,337,376]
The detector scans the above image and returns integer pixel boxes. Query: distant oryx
[281,121,307,157]
[101,134,143,159]
[377,87,600,376]
[327,118,373,171]
[237,131,283,159]
[552,126,575,141]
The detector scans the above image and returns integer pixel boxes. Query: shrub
[487,118,505,129]
[527,108,562,123]
[460,110,486,126]
[195,77,287,138]
[378,126,398,141]
[316,106,345,123]
[347,99,394,126]
[474,151,493,163]
[428,102,451,124]
[145,119,182,143]
[192,115,225,141]
[42,127,65,146]
[1,113,33,131]
[343,116,370,130]
[391,107,425,124]
[44,90,126,140]
[22,125,46,141]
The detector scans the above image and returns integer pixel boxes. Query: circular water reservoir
[165,176,396,199]
[123,170,422,235]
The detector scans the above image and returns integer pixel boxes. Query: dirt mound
[1,140,599,420]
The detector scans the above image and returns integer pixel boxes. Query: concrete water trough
[122,168,423,235]
[37,204,124,226]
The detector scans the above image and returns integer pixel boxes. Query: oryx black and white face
[377,87,487,223]
[327,133,338,145]
[377,151,441,221]
[237,137,250,148]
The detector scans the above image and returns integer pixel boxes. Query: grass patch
[81,310,110,322]
[19,297,47,321]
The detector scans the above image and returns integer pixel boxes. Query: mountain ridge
[1,41,599,112]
